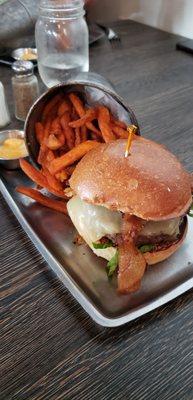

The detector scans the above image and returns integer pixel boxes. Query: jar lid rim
[39,0,84,10]
[12,60,34,76]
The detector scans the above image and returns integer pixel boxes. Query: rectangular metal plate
[1,169,193,327]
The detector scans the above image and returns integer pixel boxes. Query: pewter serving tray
[1,169,193,327]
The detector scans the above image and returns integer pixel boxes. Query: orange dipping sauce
[0,138,28,159]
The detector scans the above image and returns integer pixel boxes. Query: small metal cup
[24,72,140,167]
[0,130,27,170]
[11,48,37,61]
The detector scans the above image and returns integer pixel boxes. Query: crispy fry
[46,150,55,162]
[58,145,69,156]
[16,186,67,214]
[46,134,63,150]
[65,164,76,176]
[42,167,63,191]
[68,93,101,136]
[60,112,74,149]
[90,132,101,141]
[57,98,71,117]
[20,158,48,187]
[111,125,128,139]
[43,118,52,138]
[58,132,65,146]
[20,159,64,197]
[50,117,62,136]
[71,105,87,141]
[98,106,110,122]
[38,145,48,165]
[42,94,62,122]
[71,106,79,121]
[64,187,75,198]
[23,91,134,202]
[113,118,127,129]
[69,108,97,128]
[86,122,101,136]
[49,140,100,175]
[80,125,87,142]
[46,130,65,150]
[35,122,44,144]
[55,170,68,182]
[75,127,82,146]
[69,92,85,117]
[98,106,116,142]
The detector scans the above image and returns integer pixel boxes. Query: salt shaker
[0,82,10,128]
[12,61,40,121]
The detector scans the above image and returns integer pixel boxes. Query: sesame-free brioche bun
[69,137,192,221]
[144,216,188,265]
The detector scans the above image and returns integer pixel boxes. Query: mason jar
[35,0,89,88]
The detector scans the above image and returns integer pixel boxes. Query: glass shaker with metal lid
[12,60,39,121]
[35,0,89,88]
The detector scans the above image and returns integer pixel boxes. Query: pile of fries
[17,92,130,213]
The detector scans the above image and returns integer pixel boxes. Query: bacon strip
[118,214,146,294]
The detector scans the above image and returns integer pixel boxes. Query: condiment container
[12,48,37,62]
[24,71,140,166]
[0,130,27,170]
[35,0,89,87]
[0,82,10,128]
[12,60,39,121]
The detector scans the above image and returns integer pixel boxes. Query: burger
[67,136,192,294]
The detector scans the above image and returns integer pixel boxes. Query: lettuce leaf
[139,244,155,253]
[92,240,113,249]
[106,250,119,277]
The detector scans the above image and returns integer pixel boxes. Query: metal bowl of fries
[25,72,140,170]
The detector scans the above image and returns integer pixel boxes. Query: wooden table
[1,21,193,400]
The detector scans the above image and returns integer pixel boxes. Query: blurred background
[1,0,193,52]
[87,0,193,39]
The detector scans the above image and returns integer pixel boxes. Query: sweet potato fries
[18,92,130,212]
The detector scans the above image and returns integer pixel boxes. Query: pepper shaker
[0,82,10,128]
[12,60,40,121]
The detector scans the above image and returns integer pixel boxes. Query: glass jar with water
[35,0,89,87]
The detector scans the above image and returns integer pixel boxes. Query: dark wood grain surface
[1,20,193,400]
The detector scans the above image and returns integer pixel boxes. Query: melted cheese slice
[67,196,121,260]
[67,196,180,261]
[141,219,180,237]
